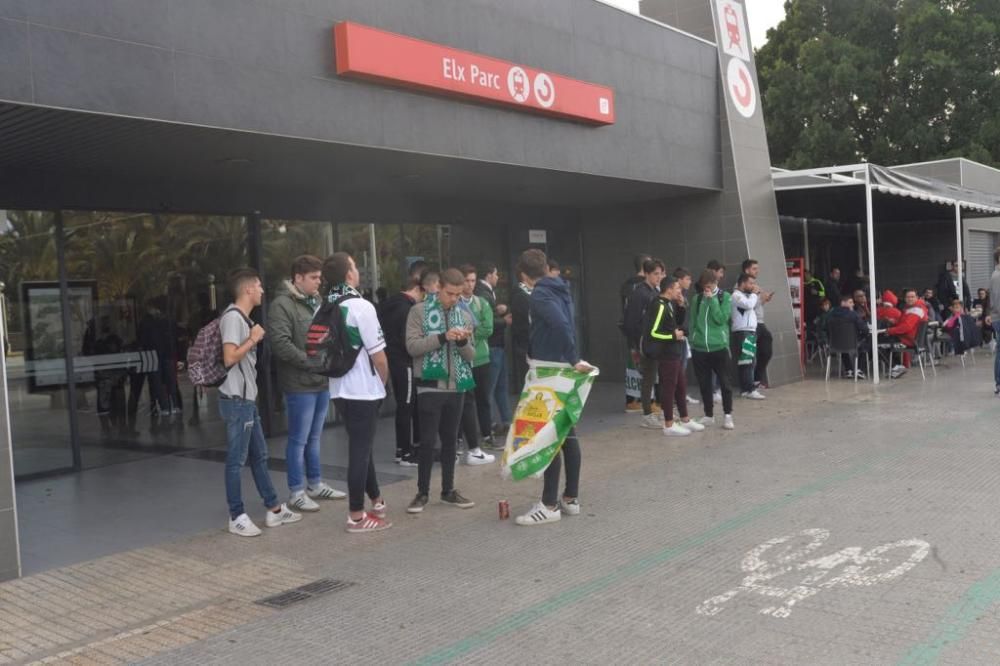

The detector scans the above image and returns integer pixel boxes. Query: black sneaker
[398,451,419,467]
[440,489,475,509]
[406,493,429,514]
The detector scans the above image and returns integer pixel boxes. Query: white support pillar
[955,201,964,302]
[865,165,879,384]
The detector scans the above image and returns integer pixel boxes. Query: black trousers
[388,355,419,456]
[754,323,773,385]
[459,390,481,450]
[338,399,381,512]
[692,349,734,417]
[472,364,492,437]
[542,429,581,507]
[417,391,463,496]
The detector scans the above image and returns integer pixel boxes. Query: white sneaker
[713,390,722,403]
[741,390,766,400]
[698,416,715,427]
[515,502,561,526]
[465,448,495,465]
[680,419,705,432]
[686,395,700,404]
[663,423,691,437]
[723,414,735,430]
[228,513,261,537]
[288,491,320,513]
[560,498,581,516]
[265,503,302,528]
[307,482,346,500]
[640,413,662,429]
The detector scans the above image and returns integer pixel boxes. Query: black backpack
[306,294,362,378]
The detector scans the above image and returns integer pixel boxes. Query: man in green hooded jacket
[689,268,735,430]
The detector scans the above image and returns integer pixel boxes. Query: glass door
[1,211,76,477]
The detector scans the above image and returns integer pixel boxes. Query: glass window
[62,212,248,468]
[0,211,75,477]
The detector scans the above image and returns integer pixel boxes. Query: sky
[602,0,788,47]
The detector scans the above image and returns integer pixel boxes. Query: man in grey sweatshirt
[404,268,478,514]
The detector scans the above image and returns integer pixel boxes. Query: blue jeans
[285,390,330,493]
[487,347,511,425]
[993,321,1000,387]
[220,397,278,519]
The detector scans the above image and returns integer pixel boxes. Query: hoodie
[267,280,328,393]
[528,277,579,364]
[641,297,686,359]
[876,290,902,325]
[378,291,418,362]
[689,289,732,353]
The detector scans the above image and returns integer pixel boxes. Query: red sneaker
[370,501,387,519]
[346,512,392,533]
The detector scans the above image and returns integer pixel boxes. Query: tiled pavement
[6,358,1000,664]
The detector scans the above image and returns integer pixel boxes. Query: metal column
[864,166,879,384]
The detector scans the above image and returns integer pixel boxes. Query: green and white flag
[501,360,600,481]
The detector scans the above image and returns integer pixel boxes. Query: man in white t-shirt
[323,252,392,533]
[219,268,301,537]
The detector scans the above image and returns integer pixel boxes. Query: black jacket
[510,283,531,352]
[936,271,971,309]
[378,291,417,361]
[474,281,507,348]
[623,281,658,350]
[642,297,686,359]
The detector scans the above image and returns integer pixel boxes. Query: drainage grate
[256,578,355,609]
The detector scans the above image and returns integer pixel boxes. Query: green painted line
[897,569,1000,665]
[410,410,960,666]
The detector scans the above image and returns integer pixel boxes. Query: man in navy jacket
[514,249,594,526]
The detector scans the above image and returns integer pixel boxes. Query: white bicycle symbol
[697,528,930,618]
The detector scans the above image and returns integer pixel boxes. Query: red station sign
[333,21,615,126]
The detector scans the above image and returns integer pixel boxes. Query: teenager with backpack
[268,254,346,514]
[322,252,392,533]
[218,268,301,536]
[404,268,478,514]
[690,269,736,430]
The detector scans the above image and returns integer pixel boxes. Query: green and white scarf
[327,283,362,302]
[739,333,757,366]
[422,294,476,392]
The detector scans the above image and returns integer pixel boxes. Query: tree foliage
[756,0,1000,168]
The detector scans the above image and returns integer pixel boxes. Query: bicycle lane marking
[897,569,1000,665]
[411,405,991,665]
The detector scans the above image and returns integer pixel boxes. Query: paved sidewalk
[6,360,1000,664]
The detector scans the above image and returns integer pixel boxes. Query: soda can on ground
[498,500,510,520]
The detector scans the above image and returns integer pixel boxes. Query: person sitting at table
[828,294,869,378]
[814,298,832,348]
[876,290,902,327]
[922,288,943,322]
[973,288,993,345]
[884,289,927,374]
[943,298,980,355]
[853,289,872,322]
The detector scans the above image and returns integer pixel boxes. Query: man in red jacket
[885,289,928,373]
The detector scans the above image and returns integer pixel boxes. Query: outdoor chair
[825,318,870,382]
